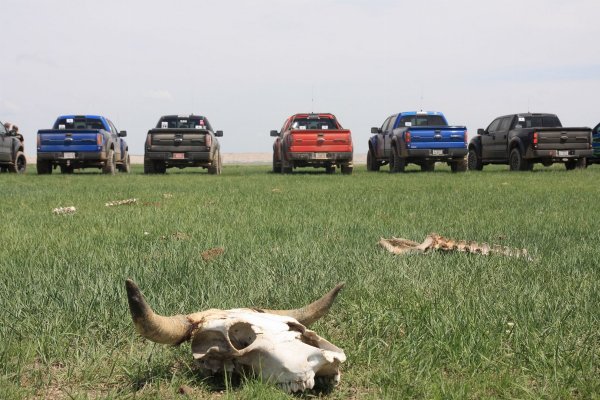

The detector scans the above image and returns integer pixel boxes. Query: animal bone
[379,233,532,261]
[105,198,138,207]
[125,279,346,393]
[52,206,76,215]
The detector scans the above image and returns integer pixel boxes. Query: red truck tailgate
[288,129,352,152]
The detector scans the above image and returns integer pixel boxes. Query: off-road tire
[565,158,586,170]
[9,151,27,174]
[421,161,435,172]
[119,152,131,173]
[325,165,335,174]
[208,151,222,175]
[390,147,405,173]
[272,152,281,173]
[143,157,156,174]
[341,164,353,175]
[37,159,52,175]
[450,158,467,173]
[280,152,293,174]
[467,149,483,171]
[367,149,380,171]
[509,148,532,171]
[102,149,116,175]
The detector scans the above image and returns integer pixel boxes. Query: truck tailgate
[536,128,591,150]
[406,126,466,149]
[38,129,101,152]
[288,129,352,152]
[148,128,209,151]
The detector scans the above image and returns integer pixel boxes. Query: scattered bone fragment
[52,206,76,215]
[379,233,532,261]
[105,198,138,207]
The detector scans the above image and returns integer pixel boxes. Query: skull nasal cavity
[228,322,257,350]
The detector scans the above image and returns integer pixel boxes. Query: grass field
[1,164,599,399]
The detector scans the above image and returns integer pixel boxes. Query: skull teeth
[278,377,315,393]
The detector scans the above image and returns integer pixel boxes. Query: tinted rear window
[397,115,447,127]
[516,115,562,128]
[157,117,212,130]
[54,117,105,130]
[290,117,339,130]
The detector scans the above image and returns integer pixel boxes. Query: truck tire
[143,157,155,174]
[450,158,467,173]
[120,152,131,173]
[509,148,532,171]
[9,151,27,174]
[565,158,586,170]
[325,165,335,174]
[421,161,435,172]
[37,160,52,175]
[272,152,281,173]
[341,164,353,175]
[60,165,74,174]
[467,149,483,171]
[280,154,292,173]
[367,149,380,171]
[102,149,116,175]
[390,147,405,173]
[208,151,222,175]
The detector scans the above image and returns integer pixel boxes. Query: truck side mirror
[118,131,127,137]
[270,130,279,137]
[477,128,485,136]
[371,127,381,134]
[215,130,223,137]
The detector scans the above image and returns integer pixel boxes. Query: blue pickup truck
[37,115,130,174]
[587,122,600,165]
[367,111,468,172]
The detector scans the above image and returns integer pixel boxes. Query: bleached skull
[125,279,345,393]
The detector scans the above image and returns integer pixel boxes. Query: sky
[2,0,599,156]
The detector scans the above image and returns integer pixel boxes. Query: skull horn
[260,282,345,326]
[125,279,194,345]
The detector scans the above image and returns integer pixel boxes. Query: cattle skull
[125,279,346,393]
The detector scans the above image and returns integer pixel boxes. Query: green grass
[1,164,599,399]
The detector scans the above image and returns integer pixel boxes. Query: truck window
[487,118,502,132]
[517,115,562,128]
[397,115,447,127]
[158,117,211,130]
[0,123,7,135]
[290,117,338,130]
[499,116,513,131]
[381,117,393,133]
[54,117,105,130]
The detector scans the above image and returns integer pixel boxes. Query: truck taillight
[464,131,468,144]
[206,134,212,148]
[97,133,103,146]
[145,134,151,148]
[404,131,411,144]
[37,134,40,147]
[532,132,538,148]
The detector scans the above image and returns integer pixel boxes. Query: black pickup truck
[0,121,26,173]
[144,115,223,174]
[467,113,592,171]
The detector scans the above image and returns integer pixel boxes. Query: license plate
[557,150,570,157]
[173,153,185,159]
[431,149,444,156]
[63,152,75,159]
[314,153,327,160]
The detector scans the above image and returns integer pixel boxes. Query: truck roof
[398,111,444,116]
[160,114,207,119]
[57,115,105,120]
[290,113,336,119]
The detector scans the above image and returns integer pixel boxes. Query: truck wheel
[509,148,531,171]
[208,151,222,175]
[121,152,131,173]
[143,158,155,174]
[467,149,483,171]
[421,162,435,172]
[325,165,335,174]
[280,157,292,174]
[272,152,281,173]
[37,160,52,175]
[341,164,353,175]
[9,151,27,174]
[390,148,405,173]
[102,150,116,175]
[155,162,167,174]
[60,165,74,174]
[367,149,380,172]
[450,158,467,172]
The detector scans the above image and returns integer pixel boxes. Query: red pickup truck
[270,113,353,174]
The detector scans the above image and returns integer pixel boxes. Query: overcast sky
[2,0,599,155]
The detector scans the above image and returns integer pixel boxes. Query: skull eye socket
[228,322,256,350]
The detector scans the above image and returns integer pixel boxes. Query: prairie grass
[0,164,599,399]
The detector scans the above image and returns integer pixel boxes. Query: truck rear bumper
[526,149,592,160]
[37,151,107,166]
[404,148,467,160]
[145,151,213,166]
[288,151,352,162]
